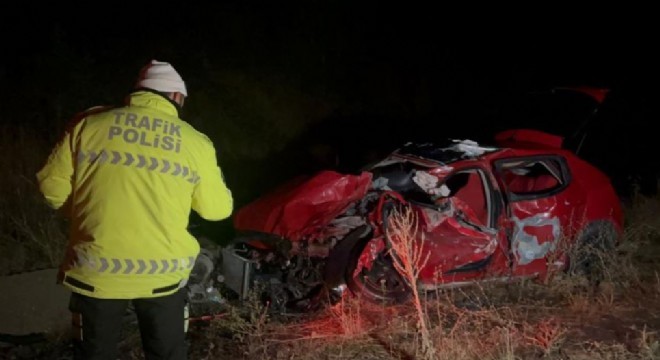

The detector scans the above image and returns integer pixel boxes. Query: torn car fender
[233,171,373,241]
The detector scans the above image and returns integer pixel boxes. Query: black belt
[64,275,180,295]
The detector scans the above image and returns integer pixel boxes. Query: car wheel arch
[567,219,620,283]
[322,225,373,292]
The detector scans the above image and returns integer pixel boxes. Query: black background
[2,5,658,206]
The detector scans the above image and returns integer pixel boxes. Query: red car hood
[233,171,373,241]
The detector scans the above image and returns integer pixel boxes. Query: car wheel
[568,221,618,286]
[345,237,412,304]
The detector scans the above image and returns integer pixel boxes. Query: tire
[568,221,618,285]
[345,235,412,304]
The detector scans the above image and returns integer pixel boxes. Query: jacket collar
[128,90,181,117]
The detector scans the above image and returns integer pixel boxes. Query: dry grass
[0,125,67,275]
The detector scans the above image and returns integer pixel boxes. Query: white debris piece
[451,139,497,157]
[413,170,451,196]
[434,184,451,197]
[372,177,391,190]
[330,216,366,228]
[413,170,438,191]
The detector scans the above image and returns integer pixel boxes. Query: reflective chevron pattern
[77,150,200,184]
[77,255,196,275]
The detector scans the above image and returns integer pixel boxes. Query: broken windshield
[394,140,500,165]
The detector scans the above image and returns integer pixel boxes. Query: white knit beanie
[135,60,188,97]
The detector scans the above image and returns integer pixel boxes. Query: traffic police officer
[37,60,233,359]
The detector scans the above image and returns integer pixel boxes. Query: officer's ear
[168,92,186,108]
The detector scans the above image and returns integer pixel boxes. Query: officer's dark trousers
[69,289,187,360]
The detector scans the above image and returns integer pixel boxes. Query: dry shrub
[431,302,521,360]
[385,205,435,359]
[623,192,660,282]
[522,317,566,355]
[638,325,660,359]
[328,295,369,338]
[0,125,67,275]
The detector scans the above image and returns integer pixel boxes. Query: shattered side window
[446,170,491,228]
[496,157,567,198]
[413,168,492,228]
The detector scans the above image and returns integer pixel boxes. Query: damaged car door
[349,157,511,299]
[413,165,502,287]
[494,156,576,277]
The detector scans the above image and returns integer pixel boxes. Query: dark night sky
[2,6,658,197]
[4,8,655,111]
[5,8,655,112]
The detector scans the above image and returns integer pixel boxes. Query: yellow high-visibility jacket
[37,91,233,299]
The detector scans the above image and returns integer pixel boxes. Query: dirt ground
[0,269,70,336]
[4,276,660,359]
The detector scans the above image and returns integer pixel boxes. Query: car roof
[379,129,574,167]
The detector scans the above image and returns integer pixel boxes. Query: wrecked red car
[206,129,623,311]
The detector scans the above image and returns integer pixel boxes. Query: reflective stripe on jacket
[37,91,233,299]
